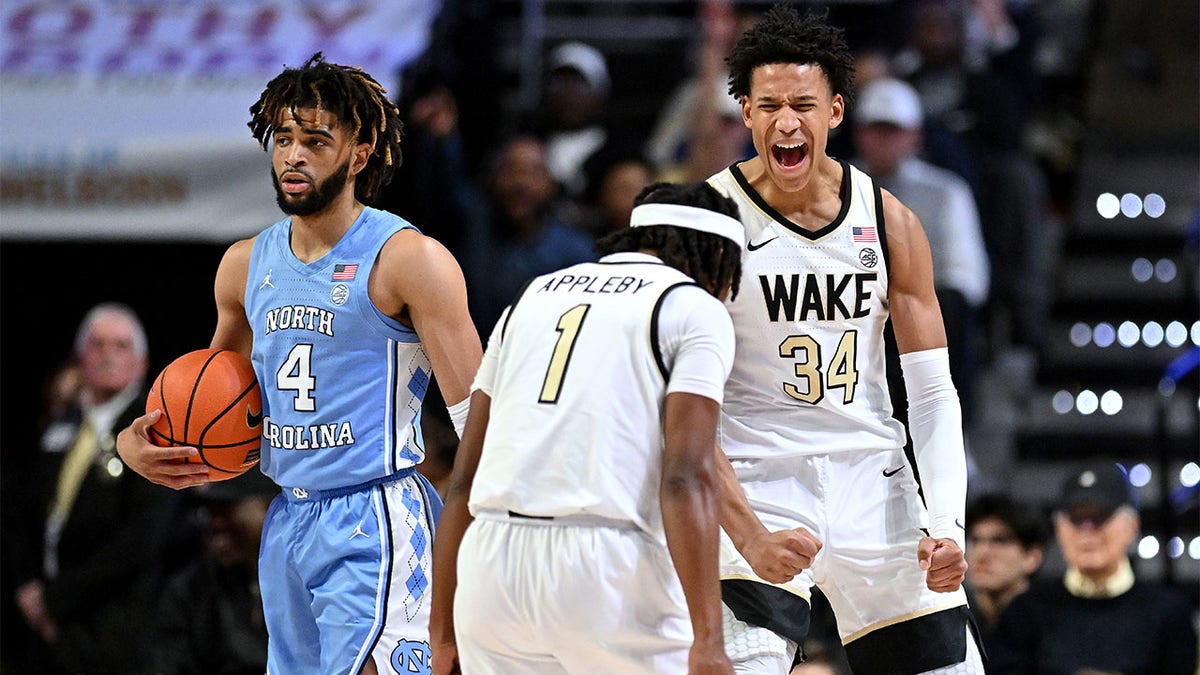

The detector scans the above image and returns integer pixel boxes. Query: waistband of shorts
[475,508,639,531]
[280,467,416,502]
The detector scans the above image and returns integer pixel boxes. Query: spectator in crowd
[851,77,990,422]
[645,0,756,183]
[538,41,614,199]
[154,471,277,675]
[463,134,596,334]
[894,0,1054,349]
[963,492,1047,649]
[580,142,655,237]
[989,462,1199,674]
[10,302,185,674]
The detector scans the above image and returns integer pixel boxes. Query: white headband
[629,203,744,245]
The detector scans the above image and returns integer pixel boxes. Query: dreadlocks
[596,182,743,300]
[247,52,403,204]
[725,4,856,106]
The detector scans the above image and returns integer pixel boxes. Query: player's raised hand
[743,527,822,584]
[115,410,210,490]
[917,536,967,592]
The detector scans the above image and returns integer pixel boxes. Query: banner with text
[0,0,439,241]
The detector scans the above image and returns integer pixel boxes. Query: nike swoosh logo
[747,236,778,251]
[955,518,965,531]
[882,465,905,477]
[246,406,264,429]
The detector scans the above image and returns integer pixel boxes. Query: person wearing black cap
[988,462,1198,674]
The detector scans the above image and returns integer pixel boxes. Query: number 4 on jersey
[277,343,317,411]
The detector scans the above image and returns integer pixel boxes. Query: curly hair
[596,182,743,300]
[725,4,856,106]
[247,52,403,204]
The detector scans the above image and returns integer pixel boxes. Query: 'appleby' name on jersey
[261,303,352,451]
[535,273,656,295]
[758,272,878,322]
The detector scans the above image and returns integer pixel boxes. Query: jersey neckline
[728,159,853,241]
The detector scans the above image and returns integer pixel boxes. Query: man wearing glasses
[988,462,1197,674]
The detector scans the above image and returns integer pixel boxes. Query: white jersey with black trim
[467,252,735,543]
[708,161,907,460]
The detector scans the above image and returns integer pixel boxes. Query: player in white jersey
[708,7,984,675]
[430,182,746,675]
[116,54,482,674]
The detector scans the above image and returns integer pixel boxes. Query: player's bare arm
[115,237,257,490]
[209,237,256,357]
[883,191,969,592]
[429,389,491,675]
[715,445,821,584]
[881,193,948,354]
[662,393,734,675]
[370,229,482,406]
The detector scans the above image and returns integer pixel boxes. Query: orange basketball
[146,348,263,481]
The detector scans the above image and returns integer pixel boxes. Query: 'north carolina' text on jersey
[244,207,431,490]
[709,161,906,459]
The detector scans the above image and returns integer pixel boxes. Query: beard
[272,159,351,216]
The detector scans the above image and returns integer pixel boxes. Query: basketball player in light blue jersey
[117,53,482,675]
[707,6,984,675]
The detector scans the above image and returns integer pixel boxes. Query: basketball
[146,348,263,481]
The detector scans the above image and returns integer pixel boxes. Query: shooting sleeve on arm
[900,347,967,548]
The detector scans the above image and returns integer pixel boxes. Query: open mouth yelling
[772,142,808,170]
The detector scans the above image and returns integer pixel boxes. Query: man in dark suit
[10,302,187,674]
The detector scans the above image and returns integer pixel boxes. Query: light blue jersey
[245,207,431,492]
[246,207,441,674]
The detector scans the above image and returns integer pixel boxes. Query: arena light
[1075,390,1099,415]
[1131,257,1153,282]
[1190,537,1200,560]
[1096,192,1120,219]
[1165,321,1188,347]
[1052,390,1074,414]
[1070,322,1091,347]
[1117,321,1140,348]
[1128,463,1151,487]
[1192,321,1200,346]
[1167,537,1184,559]
[1141,321,1164,348]
[1143,193,1166,218]
[1120,193,1143,218]
[1137,535,1159,559]
[1180,462,1200,488]
[1093,322,1116,347]
[1100,390,1123,415]
[1155,258,1177,282]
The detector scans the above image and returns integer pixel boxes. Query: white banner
[0,0,441,241]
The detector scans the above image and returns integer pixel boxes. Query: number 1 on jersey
[539,304,590,403]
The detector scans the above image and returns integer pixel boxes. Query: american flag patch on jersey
[332,263,358,281]
[852,226,877,243]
